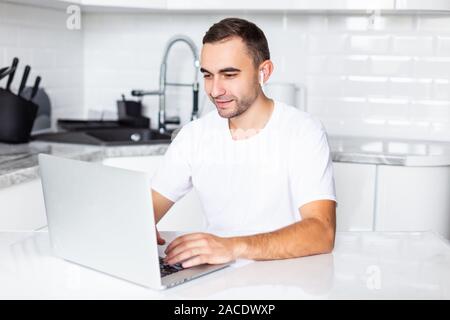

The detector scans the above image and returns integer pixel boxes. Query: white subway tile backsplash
[74,13,448,138]
[389,77,432,100]
[418,15,450,33]
[308,34,349,54]
[306,55,327,74]
[433,79,450,100]
[414,57,450,79]
[31,48,56,69]
[323,55,347,75]
[0,24,19,46]
[343,55,369,75]
[287,14,328,32]
[349,35,391,54]
[430,123,450,141]
[344,75,389,98]
[372,15,416,32]
[437,36,450,56]
[307,97,331,117]
[306,75,345,97]
[80,12,450,141]
[408,101,450,137]
[0,48,4,65]
[0,3,83,122]
[370,56,412,77]
[327,16,369,31]
[392,36,434,56]
[2,3,449,141]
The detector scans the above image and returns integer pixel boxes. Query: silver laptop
[38,154,231,290]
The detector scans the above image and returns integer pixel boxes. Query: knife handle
[18,65,30,96]
[6,57,19,91]
[30,76,41,100]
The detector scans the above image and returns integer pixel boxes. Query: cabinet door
[167,0,289,10]
[102,156,206,232]
[333,162,377,231]
[375,165,450,239]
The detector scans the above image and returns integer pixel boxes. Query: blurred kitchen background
[0,0,449,140]
[0,0,449,239]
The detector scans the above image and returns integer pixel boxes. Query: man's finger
[157,234,166,245]
[166,247,209,266]
[181,255,209,268]
[156,229,165,245]
[165,238,210,262]
[164,233,206,254]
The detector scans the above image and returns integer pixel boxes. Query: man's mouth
[215,99,233,109]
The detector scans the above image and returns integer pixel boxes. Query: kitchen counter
[1,135,450,189]
[0,141,169,189]
[329,135,450,167]
[0,230,449,299]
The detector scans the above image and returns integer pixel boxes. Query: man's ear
[258,60,274,84]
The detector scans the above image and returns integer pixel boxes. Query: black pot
[0,88,38,143]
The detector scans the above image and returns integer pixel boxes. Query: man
[151,18,336,268]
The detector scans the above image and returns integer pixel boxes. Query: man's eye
[203,74,212,79]
[224,74,237,78]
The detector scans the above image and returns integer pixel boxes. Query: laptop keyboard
[159,257,184,278]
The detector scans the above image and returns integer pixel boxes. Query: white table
[0,230,449,299]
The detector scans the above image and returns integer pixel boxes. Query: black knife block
[0,88,38,143]
[117,99,142,118]
[117,99,150,128]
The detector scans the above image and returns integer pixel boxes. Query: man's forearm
[230,218,335,260]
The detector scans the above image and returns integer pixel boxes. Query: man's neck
[228,95,274,133]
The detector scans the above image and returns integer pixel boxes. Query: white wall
[83,12,450,141]
[0,2,84,126]
[1,2,449,141]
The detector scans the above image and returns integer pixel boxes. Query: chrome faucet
[131,35,200,134]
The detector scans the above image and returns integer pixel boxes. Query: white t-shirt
[151,101,336,237]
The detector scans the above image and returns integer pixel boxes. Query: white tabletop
[1,230,449,299]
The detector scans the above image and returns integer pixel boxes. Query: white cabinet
[167,0,395,11]
[375,165,450,239]
[6,0,449,12]
[4,0,166,10]
[396,0,450,11]
[81,0,166,9]
[102,156,206,232]
[167,0,291,10]
[290,0,394,10]
[0,179,47,231]
[332,162,376,231]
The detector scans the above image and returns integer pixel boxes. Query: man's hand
[164,233,238,268]
[156,227,166,245]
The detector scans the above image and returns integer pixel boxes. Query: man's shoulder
[172,109,221,141]
[276,101,324,135]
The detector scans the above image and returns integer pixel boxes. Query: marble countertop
[0,141,169,189]
[329,135,450,167]
[1,135,449,189]
[0,230,449,299]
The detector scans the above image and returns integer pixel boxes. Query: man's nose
[210,78,226,98]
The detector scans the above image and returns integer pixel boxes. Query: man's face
[200,37,260,119]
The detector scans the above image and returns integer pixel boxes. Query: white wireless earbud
[259,71,264,86]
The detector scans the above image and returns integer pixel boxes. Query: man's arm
[152,189,175,245]
[164,199,336,267]
[232,199,336,260]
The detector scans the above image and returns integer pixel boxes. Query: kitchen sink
[31,128,174,146]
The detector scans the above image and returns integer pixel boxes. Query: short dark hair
[202,17,270,68]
